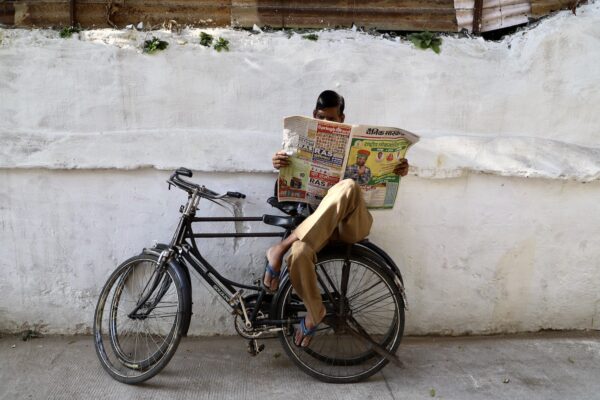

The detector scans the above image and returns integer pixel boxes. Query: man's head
[313,90,345,123]
[356,149,370,166]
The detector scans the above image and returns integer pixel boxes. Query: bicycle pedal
[247,340,265,356]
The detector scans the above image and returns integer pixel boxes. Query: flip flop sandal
[295,317,318,348]
[262,261,280,294]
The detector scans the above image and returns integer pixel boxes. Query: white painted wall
[1,3,599,335]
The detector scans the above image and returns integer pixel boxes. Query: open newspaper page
[278,116,352,206]
[278,116,419,209]
[342,125,420,209]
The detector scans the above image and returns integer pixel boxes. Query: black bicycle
[93,167,407,384]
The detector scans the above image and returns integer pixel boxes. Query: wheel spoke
[346,280,384,303]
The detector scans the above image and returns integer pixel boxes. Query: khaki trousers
[286,179,373,323]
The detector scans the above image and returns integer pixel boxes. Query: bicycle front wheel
[93,254,184,384]
[276,249,405,383]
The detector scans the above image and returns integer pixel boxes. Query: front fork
[128,249,173,319]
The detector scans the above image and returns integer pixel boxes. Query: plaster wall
[1,3,599,335]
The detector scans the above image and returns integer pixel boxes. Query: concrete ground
[1,331,599,400]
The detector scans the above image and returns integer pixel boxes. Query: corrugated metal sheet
[9,0,230,28]
[455,0,530,32]
[0,0,581,32]
[530,0,572,17]
[231,0,459,31]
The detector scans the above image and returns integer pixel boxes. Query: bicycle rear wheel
[93,254,184,384]
[276,249,404,383]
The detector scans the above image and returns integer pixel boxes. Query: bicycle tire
[108,262,177,369]
[93,254,184,384]
[276,248,405,383]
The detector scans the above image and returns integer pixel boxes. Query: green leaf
[409,31,442,53]
[143,36,169,54]
[213,37,230,52]
[59,26,81,39]
[199,32,213,47]
[302,33,319,41]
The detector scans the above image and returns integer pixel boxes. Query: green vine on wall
[199,32,213,47]
[59,26,81,38]
[302,33,319,41]
[213,37,230,52]
[408,31,442,54]
[143,36,169,53]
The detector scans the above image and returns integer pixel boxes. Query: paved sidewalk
[1,332,599,400]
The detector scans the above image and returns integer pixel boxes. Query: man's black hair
[315,90,345,114]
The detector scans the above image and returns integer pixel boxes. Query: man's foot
[263,233,299,292]
[294,314,317,347]
[263,247,283,292]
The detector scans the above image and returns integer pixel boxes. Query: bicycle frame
[142,178,408,331]
[145,187,300,335]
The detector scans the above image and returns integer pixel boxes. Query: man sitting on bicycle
[266,90,410,347]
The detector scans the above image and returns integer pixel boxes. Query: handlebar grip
[227,191,246,199]
[176,167,193,178]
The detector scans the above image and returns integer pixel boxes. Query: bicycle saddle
[262,214,304,230]
[267,196,298,216]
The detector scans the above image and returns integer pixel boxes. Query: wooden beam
[70,0,76,26]
[472,0,484,34]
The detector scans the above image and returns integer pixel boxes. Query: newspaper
[277,116,420,209]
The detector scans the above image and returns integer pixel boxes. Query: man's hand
[358,166,367,176]
[272,150,290,170]
[394,158,409,177]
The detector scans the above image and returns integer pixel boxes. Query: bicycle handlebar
[168,168,246,200]
[226,191,246,199]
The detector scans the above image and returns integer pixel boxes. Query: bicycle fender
[320,242,409,311]
[167,257,193,337]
